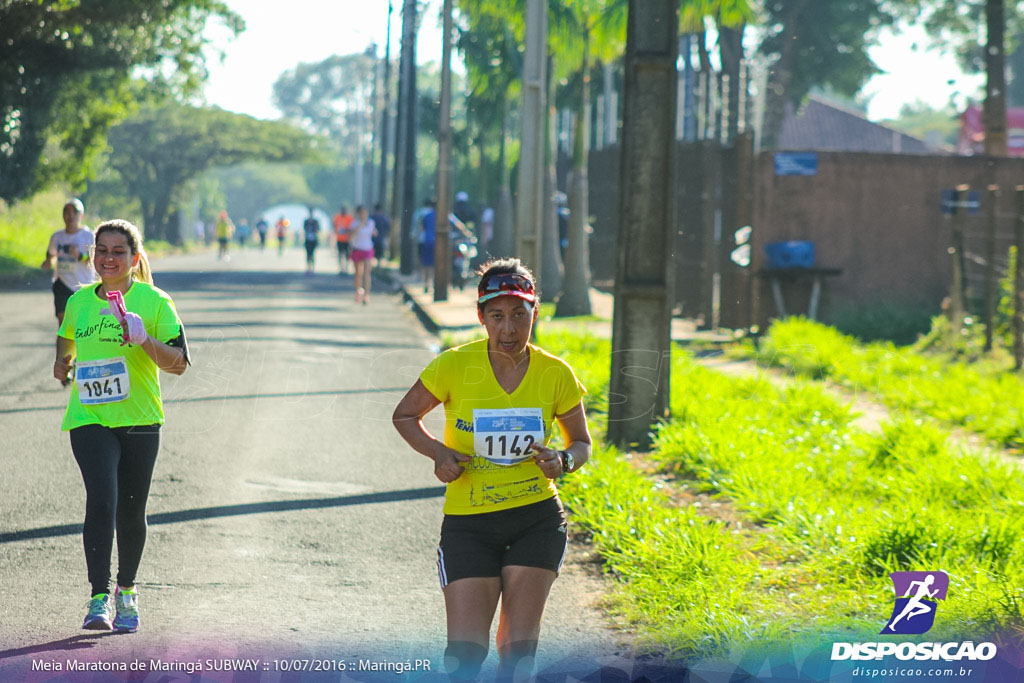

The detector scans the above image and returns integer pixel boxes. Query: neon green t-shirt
[58,281,184,430]
[419,338,586,515]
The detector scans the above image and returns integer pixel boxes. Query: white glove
[124,312,148,345]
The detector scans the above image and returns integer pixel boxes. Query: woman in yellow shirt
[393,257,592,680]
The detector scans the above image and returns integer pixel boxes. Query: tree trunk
[761,0,810,150]
[557,31,593,317]
[394,0,418,274]
[608,0,678,449]
[540,55,564,300]
[433,0,453,301]
[514,0,547,279]
[492,95,514,258]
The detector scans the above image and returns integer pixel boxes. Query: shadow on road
[0,633,118,661]
[0,486,445,545]
[0,386,411,415]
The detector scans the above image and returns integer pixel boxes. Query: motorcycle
[451,230,478,290]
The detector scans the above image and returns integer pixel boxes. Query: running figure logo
[882,571,949,634]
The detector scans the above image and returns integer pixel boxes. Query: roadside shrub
[827,300,937,345]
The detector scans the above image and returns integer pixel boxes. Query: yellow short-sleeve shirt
[419,339,586,515]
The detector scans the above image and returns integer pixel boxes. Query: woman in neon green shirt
[393,257,592,680]
[53,219,189,633]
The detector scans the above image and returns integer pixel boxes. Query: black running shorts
[52,278,75,317]
[436,497,568,588]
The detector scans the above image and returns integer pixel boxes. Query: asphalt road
[0,246,626,680]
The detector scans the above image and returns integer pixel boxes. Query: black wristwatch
[559,450,574,474]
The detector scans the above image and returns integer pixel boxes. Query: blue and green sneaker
[112,586,139,633]
[82,593,112,630]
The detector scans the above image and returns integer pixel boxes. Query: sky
[201,1,984,125]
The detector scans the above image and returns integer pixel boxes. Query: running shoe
[112,585,139,633]
[82,593,113,630]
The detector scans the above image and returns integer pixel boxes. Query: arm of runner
[393,379,471,483]
[139,335,188,376]
[54,336,75,381]
[41,237,57,270]
[530,401,592,478]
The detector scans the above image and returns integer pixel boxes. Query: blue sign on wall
[774,152,819,176]
[940,189,981,215]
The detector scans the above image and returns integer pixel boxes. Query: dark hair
[355,204,367,214]
[475,257,538,313]
[95,219,152,284]
[373,203,383,211]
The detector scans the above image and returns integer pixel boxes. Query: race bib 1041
[473,408,545,466]
[75,357,130,405]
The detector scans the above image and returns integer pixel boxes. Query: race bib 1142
[473,408,545,466]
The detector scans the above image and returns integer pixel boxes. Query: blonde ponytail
[95,219,153,284]
[134,248,153,284]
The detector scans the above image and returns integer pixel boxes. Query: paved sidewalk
[383,268,733,343]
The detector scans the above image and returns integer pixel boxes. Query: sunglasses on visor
[477,273,537,304]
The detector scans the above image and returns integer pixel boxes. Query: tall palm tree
[457,2,523,257]
[552,0,626,316]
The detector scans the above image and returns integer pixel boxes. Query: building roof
[778,95,933,154]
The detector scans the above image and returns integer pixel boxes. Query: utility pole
[984,0,1007,156]
[607,0,678,449]
[393,0,418,275]
[515,0,546,283]
[367,43,379,204]
[378,1,393,207]
[434,0,454,301]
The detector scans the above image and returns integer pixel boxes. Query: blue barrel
[764,241,815,269]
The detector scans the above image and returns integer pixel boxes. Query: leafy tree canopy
[759,0,895,107]
[105,104,324,242]
[0,0,243,203]
[272,51,378,155]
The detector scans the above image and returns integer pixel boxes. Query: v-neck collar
[486,344,533,396]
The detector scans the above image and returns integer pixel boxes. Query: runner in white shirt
[42,199,96,385]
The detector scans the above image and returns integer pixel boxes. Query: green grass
[532,329,1024,659]
[743,317,1024,448]
[649,359,1024,641]
[539,301,607,323]
[0,188,68,273]
[559,448,783,657]
[0,189,200,277]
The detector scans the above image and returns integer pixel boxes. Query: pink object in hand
[105,290,131,345]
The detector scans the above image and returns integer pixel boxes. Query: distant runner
[41,199,96,385]
[349,205,377,304]
[333,205,353,275]
[303,207,321,274]
[41,198,95,327]
[215,211,234,261]
[393,258,592,681]
[276,216,289,256]
[53,219,190,633]
[256,218,269,250]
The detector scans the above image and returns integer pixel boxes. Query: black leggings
[70,424,160,597]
